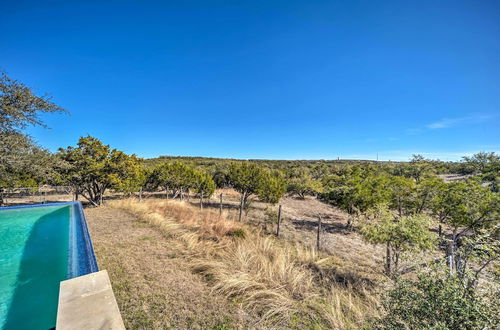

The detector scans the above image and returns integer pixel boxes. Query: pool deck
[57,270,125,329]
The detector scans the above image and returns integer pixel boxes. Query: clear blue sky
[1,0,499,161]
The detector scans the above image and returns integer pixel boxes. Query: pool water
[0,205,71,330]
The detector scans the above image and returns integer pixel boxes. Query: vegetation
[0,132,61,190]
[0,71,66,131]
[256,169,287,205]
[58,136,143,206]
[374,268,499,329]
[148,161,197,199]
[286,168,323,198]
[0,71,66,204]
[192,170,216,209]
[362,207,435,276]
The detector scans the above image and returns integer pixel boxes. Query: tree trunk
[346,214,353,229]
[81,192,99,207]
[238,192,245,221]
[385,242,392,275]
[447,241,455,275]
[394,250,400,274]
[172,190,179,199]
[199,191,203,210]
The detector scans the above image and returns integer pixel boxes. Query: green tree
[0,71,67,203]
[149,161,197,199]
[374,267,499,329]
[388,175,417,217]
[0,132,63,205]
[287,174,322,199]
[430,181,465,237]
[407,154,436,183]
[228,162,265,221]
[414,176,443,214]
[462,152,499,174]
[113,163,147,196]
[322,171,390,229]
[362,206,435,276]
[257,170,287,205]
[212,165,230,188]
[192,170,216,209]
[58,136,143,206]
[1,71,66,131]
[310,162,330,179]
[429,180,499,275]
[286,167,324,199]
[0,132,60,186]
[387,175,443,216]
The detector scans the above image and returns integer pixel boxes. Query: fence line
[0,186,74,204]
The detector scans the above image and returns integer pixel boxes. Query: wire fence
[0,186,74,205]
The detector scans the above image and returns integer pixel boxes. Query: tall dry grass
[110,198,379,328]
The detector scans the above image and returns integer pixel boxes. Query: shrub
[373,269,499,329]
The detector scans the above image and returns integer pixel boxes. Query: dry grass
[110,198,380,329]
[85,205,247,329]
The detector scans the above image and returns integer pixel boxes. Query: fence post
[219,193,223,217]
[276,204,282,237]
[316,215,322,251]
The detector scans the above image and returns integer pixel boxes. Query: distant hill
[143,155,400,169]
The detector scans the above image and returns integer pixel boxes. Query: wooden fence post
[276,204,282,237]
[316,216,322,251]
[219,193,223,217]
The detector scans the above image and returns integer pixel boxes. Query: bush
[373,269,499,329]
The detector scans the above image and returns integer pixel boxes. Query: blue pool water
[0,202,97,330]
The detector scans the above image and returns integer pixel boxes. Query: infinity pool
[0,202,97,330]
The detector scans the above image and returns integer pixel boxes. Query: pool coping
[0,201,77,210]
[57,270,125,330]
